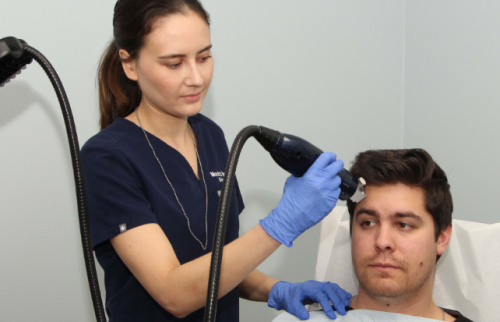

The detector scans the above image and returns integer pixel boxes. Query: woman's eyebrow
[158,44,212,59]
[197,44,212,54]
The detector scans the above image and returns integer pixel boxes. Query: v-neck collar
[118,117,204,182]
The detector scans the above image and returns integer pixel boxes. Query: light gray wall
[2,0,494,321]
[404,0,500,224]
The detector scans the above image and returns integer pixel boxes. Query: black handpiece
[255,126,365,201]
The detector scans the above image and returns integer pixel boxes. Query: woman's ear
[119,49,138,81]
[436,224,452,256]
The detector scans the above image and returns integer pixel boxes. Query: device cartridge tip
[350,177,366,202]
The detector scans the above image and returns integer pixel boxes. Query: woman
[81,0,350,321]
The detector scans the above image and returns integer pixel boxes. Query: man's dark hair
[347,149,453,241]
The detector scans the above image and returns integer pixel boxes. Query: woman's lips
[181,92,201,102]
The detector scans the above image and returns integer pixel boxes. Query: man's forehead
[354,183,431,220]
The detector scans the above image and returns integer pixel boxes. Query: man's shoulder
[345,307,474,322]
[443,308,474,322]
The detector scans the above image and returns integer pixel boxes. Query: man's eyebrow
[158,44,212,59]
[391,212,424,223]
[355,209,424,223]
[354,208,378,218]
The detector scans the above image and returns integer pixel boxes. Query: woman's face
[121,11,213,118]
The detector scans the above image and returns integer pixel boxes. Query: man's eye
[397,222,412,230]
[361,221,375,227]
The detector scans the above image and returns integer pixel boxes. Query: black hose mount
[0,36,107,322]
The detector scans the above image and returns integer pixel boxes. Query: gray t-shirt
[273,309,472,322]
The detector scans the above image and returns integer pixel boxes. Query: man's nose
[185,62,203,87]
[375,224,395,251]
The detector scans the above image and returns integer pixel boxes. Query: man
[344,149,472,321]
[273,148,474,321]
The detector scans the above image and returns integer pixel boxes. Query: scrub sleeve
[81,114,244,322]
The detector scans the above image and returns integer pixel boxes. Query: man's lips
[369,262,401,271]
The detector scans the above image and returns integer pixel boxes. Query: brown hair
[97,0,210,130]
[347,149,453,241]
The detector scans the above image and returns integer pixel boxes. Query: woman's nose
[184,62,203,87]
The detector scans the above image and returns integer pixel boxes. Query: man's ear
[436,225,452,256]
[119,49,138,81]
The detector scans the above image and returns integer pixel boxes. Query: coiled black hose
[204,125,262,322]
[23,45,107,322]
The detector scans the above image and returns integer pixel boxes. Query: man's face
[351,183,449,301]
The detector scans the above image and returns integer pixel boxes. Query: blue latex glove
[260,152,343,246]
[268,281,352,320]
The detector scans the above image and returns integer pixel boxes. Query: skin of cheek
[136,61,181,114]
[408,227,439,269]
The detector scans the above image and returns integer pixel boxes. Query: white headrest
[313,206,499,322]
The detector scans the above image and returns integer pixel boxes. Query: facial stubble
[354,254,435,301]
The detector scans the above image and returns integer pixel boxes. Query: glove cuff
[259,217,293,247]
[267,281,288,310]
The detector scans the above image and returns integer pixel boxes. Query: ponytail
[97,41,142,130]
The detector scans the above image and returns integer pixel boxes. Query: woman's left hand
[268,280,352,320]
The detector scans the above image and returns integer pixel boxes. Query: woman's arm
[111,222,280,318]
[239,270,278,302]
[111,152,344,318]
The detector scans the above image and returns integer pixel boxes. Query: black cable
[23,45,107,322]
[204,125,262,322]
[5,38,361,322]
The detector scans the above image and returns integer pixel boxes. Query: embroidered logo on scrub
[119,223,127,233]
[210,171,225,182]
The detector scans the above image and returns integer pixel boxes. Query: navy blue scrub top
[81,114,244,322]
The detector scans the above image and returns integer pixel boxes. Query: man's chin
[361,277,407,299]
[365,285,406,299]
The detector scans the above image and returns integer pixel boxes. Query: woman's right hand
[260,152,343,247]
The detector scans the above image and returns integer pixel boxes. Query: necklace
[135,109,209,250]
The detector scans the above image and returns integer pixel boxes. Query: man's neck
[350,287,444,320]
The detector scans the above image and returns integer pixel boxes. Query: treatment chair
[274,206,499,321]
